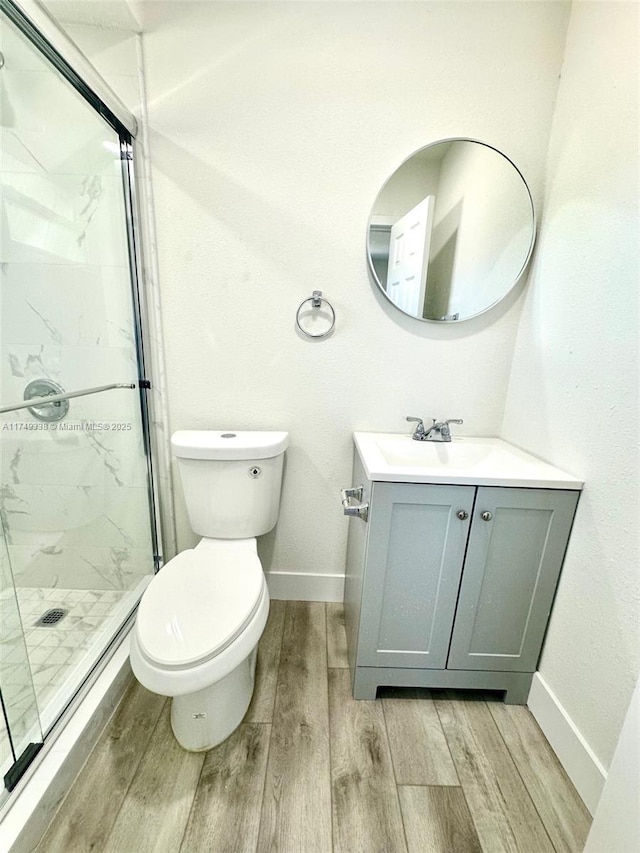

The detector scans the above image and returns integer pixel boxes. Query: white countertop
[354,432,583,490]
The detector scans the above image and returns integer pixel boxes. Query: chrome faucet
[406,416,463,442]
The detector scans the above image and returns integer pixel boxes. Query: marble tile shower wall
[0,23,154,592]
[65,22,178,559]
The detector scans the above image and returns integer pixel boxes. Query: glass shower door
[0,0,160,779]
[1,524,43,793]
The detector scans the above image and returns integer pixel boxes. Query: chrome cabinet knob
[481,511,493,522]
[456,510,469,520]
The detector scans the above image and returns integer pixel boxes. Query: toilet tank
[171,430,289,539]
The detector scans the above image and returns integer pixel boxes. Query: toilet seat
[135,543,264,670]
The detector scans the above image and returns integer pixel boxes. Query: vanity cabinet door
[447,487,579,673]
[358,482,475,669]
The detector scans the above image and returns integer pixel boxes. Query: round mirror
[367,139,535,322]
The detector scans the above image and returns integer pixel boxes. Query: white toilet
[130,429,288,751]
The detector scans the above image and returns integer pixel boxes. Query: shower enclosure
[0,1,162,800]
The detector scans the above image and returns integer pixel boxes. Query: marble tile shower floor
[1,587,130,775]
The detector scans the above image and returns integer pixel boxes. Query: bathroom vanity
[343,433,582,703]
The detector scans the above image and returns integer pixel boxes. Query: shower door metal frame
[0,0,165,792]
[120,137,165,574]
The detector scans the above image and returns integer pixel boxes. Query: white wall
[142,1,570,595]
[501,0,639,781]
[584,676,640,852]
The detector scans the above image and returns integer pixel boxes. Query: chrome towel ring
[295,290,336,339]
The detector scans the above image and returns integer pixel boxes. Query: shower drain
[34,608,68,627]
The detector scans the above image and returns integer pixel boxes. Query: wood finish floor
[36,601,591,853]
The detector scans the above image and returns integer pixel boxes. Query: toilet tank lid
[171,430,289,460]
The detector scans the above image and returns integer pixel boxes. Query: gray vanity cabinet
[344,455,579,704]
[360,482,475,669]
[446,487,578,673]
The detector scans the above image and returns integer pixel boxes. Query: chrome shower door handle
[341,486,369,522]
[0,381,138,416]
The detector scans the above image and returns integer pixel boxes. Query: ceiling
[40,0,142,32]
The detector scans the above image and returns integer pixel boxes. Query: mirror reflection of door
[386,195,435,316]
[367,139,535,322]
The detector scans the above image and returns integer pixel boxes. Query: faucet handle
[439,418,463,440]
[406,416,435,440]
[406,416,424,438]
[406,416,437,425]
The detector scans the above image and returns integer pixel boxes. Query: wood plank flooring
[35,601,591,853]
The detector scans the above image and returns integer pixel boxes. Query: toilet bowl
[130,430,288,751]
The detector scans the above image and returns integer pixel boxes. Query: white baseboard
[527,672,607,815]
[265,571,344,602]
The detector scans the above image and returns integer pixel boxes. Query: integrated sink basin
[354,432,583,489]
